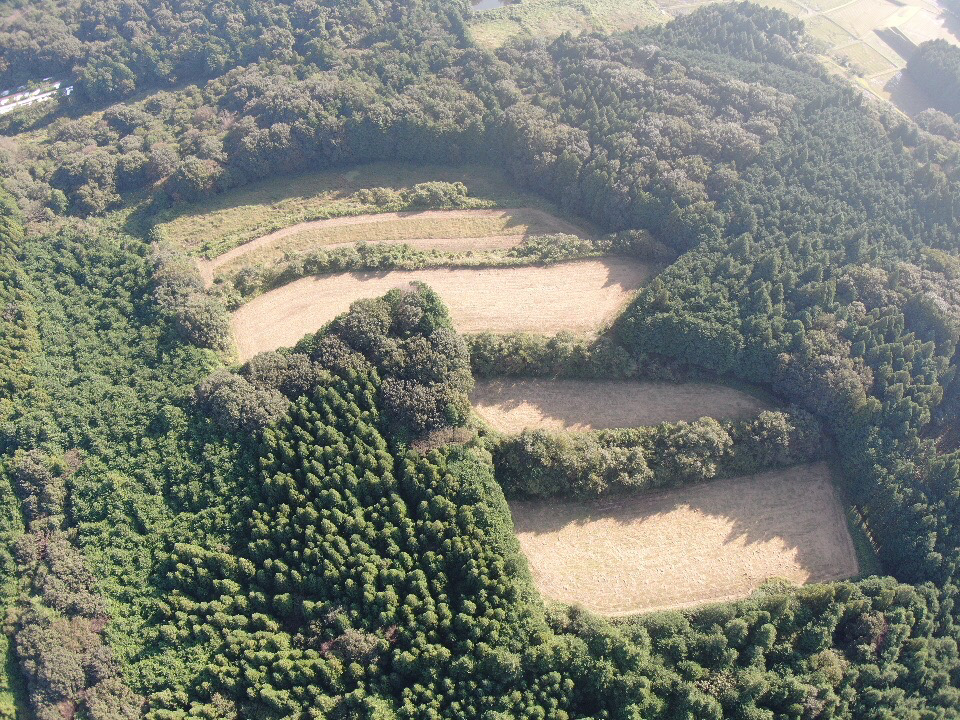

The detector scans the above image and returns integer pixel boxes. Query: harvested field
[472,379,771,431]
[231,258,653,361]
[511,462,860,615]
[200,207,586,285]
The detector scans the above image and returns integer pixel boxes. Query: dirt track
[231,258,653,361]
[472,379,771,431]
[511,462,860,615]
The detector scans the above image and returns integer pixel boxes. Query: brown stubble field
[230,258,654,361]
[510,462,860,615]
[472,378,771,431]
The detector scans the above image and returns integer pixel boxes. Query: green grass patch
[832,41,899,76]
[844,504,884,578]
[469,0,667,49]
[0,629,29,720]
[803,15,856,49]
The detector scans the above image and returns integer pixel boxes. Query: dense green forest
[2,0,960,718]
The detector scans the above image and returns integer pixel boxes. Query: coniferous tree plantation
[2,1,960,718]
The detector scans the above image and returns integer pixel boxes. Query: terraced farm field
[231,258,653,361]
[200,207,586,285]
[152,162,564,256]
[511,462,860,615]
[472,379,771,431]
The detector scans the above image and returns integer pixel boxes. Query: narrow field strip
[472,378,771,432]
[510,462,860,615]
[200,208,586,284]
[231,259,653,361]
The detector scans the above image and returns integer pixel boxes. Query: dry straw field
[511,462,860,615]
[231,258,653,361]
[200,207,583,285]
[472,378,771,431]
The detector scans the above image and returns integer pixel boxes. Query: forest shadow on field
[883,71,935,117]
[509,464,860,584]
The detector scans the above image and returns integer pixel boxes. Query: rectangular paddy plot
[231,259,653,361]
[511,462,859,615]
[472,379,771,432]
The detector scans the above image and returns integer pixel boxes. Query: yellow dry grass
[510,462,860,615]
[201,208,587,285]
[152,163,560,256]
[472,379,771,431]
[231,258,654,361]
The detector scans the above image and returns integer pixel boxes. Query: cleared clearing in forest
[511,462,860,615]
[200,207,585,285]
[472,378,771,431]
[231,258,653,361]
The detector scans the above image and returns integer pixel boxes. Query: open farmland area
[660,0,960,115]
[231,259,653,361]
[200,207,588,286]
[510,462,860,615]
[469,0,668,48]
[472,378,771,431]
[152,163,562,257]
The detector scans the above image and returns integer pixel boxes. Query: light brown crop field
[230,258,654,361]
[472,379,771,431]
[510,462,860,615]
[200,207,588,285]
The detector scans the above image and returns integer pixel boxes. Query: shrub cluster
[491,409,825,498]
[467,331,696,381]
[355,181,474,210]
[149,245,230,351]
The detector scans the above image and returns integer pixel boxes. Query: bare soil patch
[472,379,771,431]
[231,258,653,361]
[510,462,860,615]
